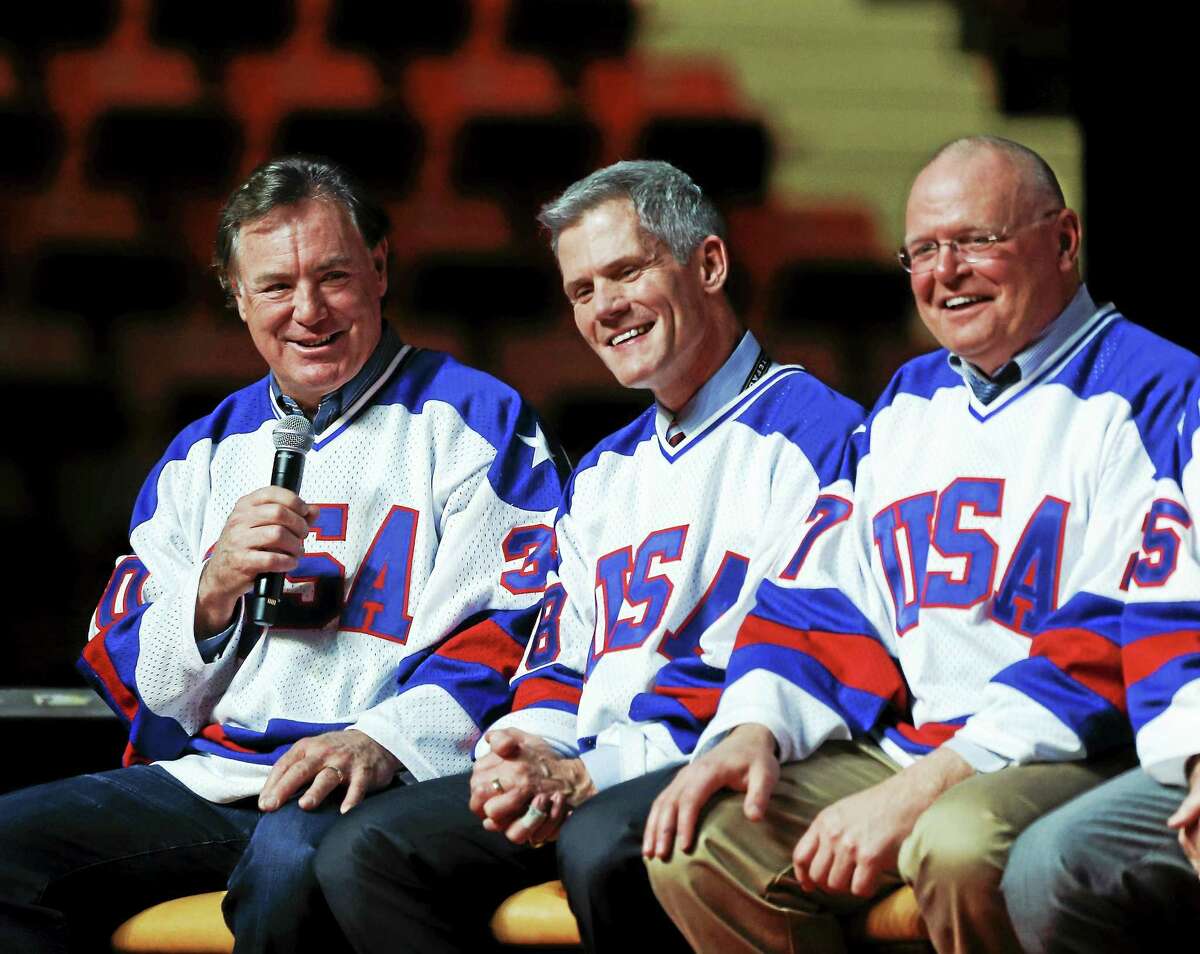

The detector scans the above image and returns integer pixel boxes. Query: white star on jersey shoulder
[518,423,554,470]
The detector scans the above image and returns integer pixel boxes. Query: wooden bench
[112,880,927,952]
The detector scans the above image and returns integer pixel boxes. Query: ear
[230,278,248,324]
[696,235,729,294]
[371,238,389,298]
[1054,209,1082,271]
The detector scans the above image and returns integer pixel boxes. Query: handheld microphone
[249,414,315,627]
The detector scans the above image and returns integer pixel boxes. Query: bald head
[925,136,1066,211]
[903,138,1082,374]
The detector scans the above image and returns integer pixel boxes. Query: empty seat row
[0,0,633,85]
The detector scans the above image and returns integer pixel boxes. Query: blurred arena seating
[0,0,1085,703]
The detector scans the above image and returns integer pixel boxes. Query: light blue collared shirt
[654,330,764,447]
[948,284,1097,403]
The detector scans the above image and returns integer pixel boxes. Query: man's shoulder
[161,376,275,462]
[875,349,961,410]
[1059,312,1200,398]
[734,366,865,437]
[571,404,657,477]
[377,347,525,415]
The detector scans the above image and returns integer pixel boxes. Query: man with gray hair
[0,155,567,953]
[314,159,865,952]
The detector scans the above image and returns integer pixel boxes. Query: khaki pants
[647,740,1132,954]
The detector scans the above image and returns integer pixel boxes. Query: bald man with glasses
[642,136,1200,953]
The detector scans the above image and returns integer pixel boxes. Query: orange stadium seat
[111,882,929,952]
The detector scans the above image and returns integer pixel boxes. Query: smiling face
[231,197,388,412]
[904,146,1080,374]
[556,198,733,412]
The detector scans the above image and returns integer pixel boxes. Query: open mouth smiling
[609,324,652,347]
[292,331,343,348]
[943,295,991,310]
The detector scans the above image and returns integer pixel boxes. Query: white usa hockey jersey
[708,299,1200,784]
[80,345,567,802]
[483,345,864,788]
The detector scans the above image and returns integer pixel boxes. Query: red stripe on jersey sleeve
[1123,629,1200,686]
[435,620,524,680]
[513,676,582,711]
[740,617,908,707]
[81,632,139,723]
[651,684,722,721]
[1030,626,1126,711]
[894,720,962,748]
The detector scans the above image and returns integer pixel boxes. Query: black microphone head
[272,414,314,455]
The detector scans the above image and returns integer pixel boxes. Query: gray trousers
[1001,767,1200,954]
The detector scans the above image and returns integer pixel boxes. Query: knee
[314,811,396,892]
[557,798,637,891]
[901,796,1004,893]
[1000,813,1080,936]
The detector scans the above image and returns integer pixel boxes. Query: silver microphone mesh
[272,414,315,454]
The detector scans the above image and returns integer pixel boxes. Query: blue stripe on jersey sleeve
[752,582,883,641]
[1127,653,1200,732]
[1032,591,1125,642]
[727,641,890,734]
[377,349,568,511]
[731,372,865,487]
[1121,600,1200,644]
[401,655,518,731]
[990,656,1131,752]
[1051,316,1200,481]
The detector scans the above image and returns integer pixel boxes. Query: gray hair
[927,136,1067,208]
[213,155,390,301]
[537,159,724,264]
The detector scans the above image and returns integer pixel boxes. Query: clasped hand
[469,728,596,846]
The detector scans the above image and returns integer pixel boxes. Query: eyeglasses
[897,209,1062,274]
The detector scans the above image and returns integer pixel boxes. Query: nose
[292,281,328,326]
[592,279,628,322]
[933,241,967,282]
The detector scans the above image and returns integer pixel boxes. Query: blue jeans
[0,764,352,954]
[1002,767,1200,953]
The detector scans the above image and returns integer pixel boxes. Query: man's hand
[1167,754,1200,878]
[643,723,780,860]
[793,746,972,898]
[259,728,401,815]
[469,728,595,845]
[195,487,312,638]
